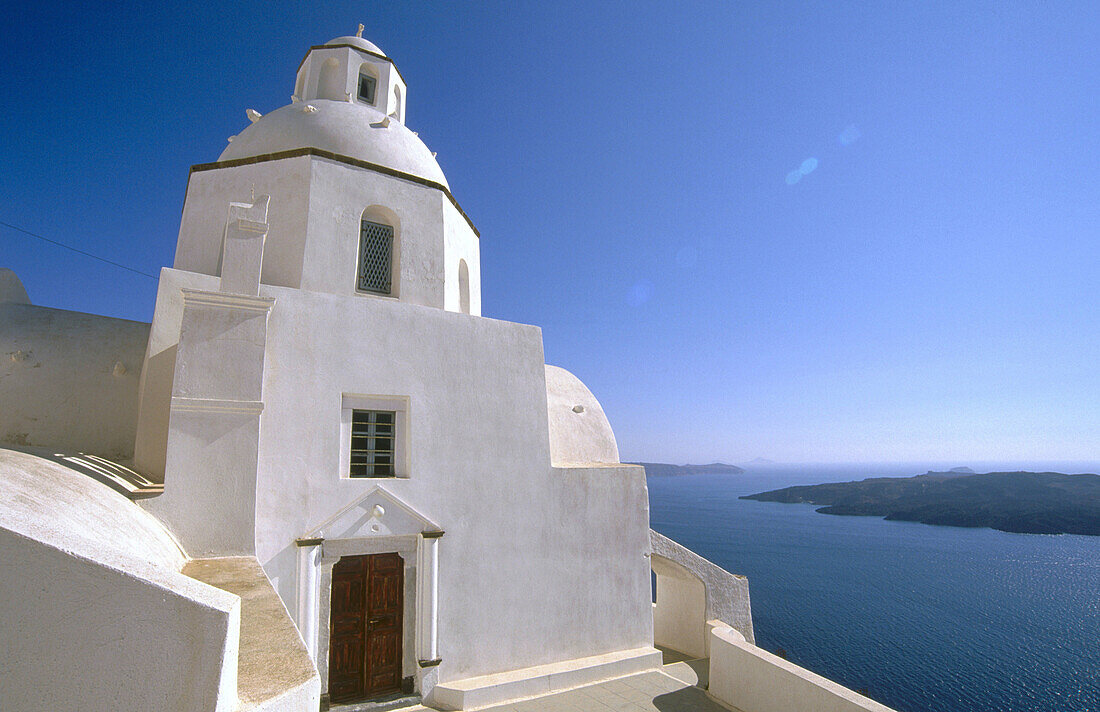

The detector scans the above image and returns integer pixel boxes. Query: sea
[646,462,1100,712]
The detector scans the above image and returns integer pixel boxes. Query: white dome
[324,35,386,56]
[219,99,448,188]
[544,365,620,466]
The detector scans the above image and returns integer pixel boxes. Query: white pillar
[296,538,323,663]
[417,531,442,664]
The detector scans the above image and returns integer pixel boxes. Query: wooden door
[329,553,404,702]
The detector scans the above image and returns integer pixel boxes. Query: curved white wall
[0,448,241,712]
[0,301,149,460]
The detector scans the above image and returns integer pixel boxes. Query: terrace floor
[473,667,734,712]
[378,649,736,712]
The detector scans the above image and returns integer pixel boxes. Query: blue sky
[2,2,1097,463]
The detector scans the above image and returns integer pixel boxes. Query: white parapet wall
[707,623,899,712]
[0,530,241,712]
[650,530,754,658]
[0,447,243,712]
[0,287,150,461]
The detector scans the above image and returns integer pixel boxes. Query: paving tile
[601,679,635,694]
[475,666,732,712]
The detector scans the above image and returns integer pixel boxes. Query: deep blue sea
[647,463,1100,712]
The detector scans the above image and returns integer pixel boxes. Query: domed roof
[219,99,448,188]
[324,35,386,56]
[544,365,620,466]
[0,447,185,570]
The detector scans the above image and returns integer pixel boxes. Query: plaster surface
[0,300,149,460]
[650,530,754,648]
[172,157,478,312]
[473,668,730,712]
[544,364,619,466]
[244,286,654,688]
[220,101,443,187]
[185,556,320,711]
[0,268,30,304]
[0,448,242,712]
[708,625,899,712]
[0,447,183,568]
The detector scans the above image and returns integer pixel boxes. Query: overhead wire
[0,219,158,280]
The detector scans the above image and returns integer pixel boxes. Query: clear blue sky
[2,2,1097,463]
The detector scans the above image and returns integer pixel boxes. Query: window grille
[357,220,394,294]
[350,410,395,478]
[358,74,377,105]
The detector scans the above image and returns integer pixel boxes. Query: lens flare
[838,124,861,146]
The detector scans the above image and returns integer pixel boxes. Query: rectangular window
[358,74,377,105]
[357,220,394,295]
[350,410,395,478]
[340,395,408,479]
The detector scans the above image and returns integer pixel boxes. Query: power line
[0,219,158,280]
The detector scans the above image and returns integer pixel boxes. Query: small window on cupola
[357,72,377,105]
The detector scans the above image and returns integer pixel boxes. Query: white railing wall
[649,529,754,657]
[707,623,899,712]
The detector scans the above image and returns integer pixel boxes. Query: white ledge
[431,646,661,710]
[171,397,265,415]
[180,289,275,312]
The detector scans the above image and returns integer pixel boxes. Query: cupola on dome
[218,29,447,188]
[324,35,386,56]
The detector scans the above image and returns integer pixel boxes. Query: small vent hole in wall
[572,405,585,413]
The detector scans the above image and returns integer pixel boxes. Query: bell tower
[294,26,407,122]
[167,28,481,316]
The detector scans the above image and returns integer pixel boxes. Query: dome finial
[355,23,364,38]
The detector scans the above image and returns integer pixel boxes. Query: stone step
[431,646,663,710]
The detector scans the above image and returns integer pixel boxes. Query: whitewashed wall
[0,300,149,460]
[0,531,241,712]
[249,284,654,687]
[708,624,899,712]
[0,449,240,712]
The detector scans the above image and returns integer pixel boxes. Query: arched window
[294,70,306,101]
[357,218,395,295]
[457,256,470,312]
[391,84,402,121]
[318,57,345,101]
[357,64,378,105]
[458,259,470,314]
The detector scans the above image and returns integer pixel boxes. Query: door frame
[315,535,419,701]
[295,486,444,702]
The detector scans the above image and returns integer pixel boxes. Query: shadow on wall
[4,446,162,499]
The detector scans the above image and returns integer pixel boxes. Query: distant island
[742,471,1100,536]
[631,462,745,476]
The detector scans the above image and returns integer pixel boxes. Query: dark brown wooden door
[329,553,403,703]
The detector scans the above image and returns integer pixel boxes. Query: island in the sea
[742,470,1100,535]
[630,462,745,476]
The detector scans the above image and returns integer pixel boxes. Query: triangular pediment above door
[304,485,442,541]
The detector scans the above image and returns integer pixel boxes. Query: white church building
[0,30,896,712]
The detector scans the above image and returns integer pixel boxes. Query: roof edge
[297,44,406,86]
[189,147,479,238]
